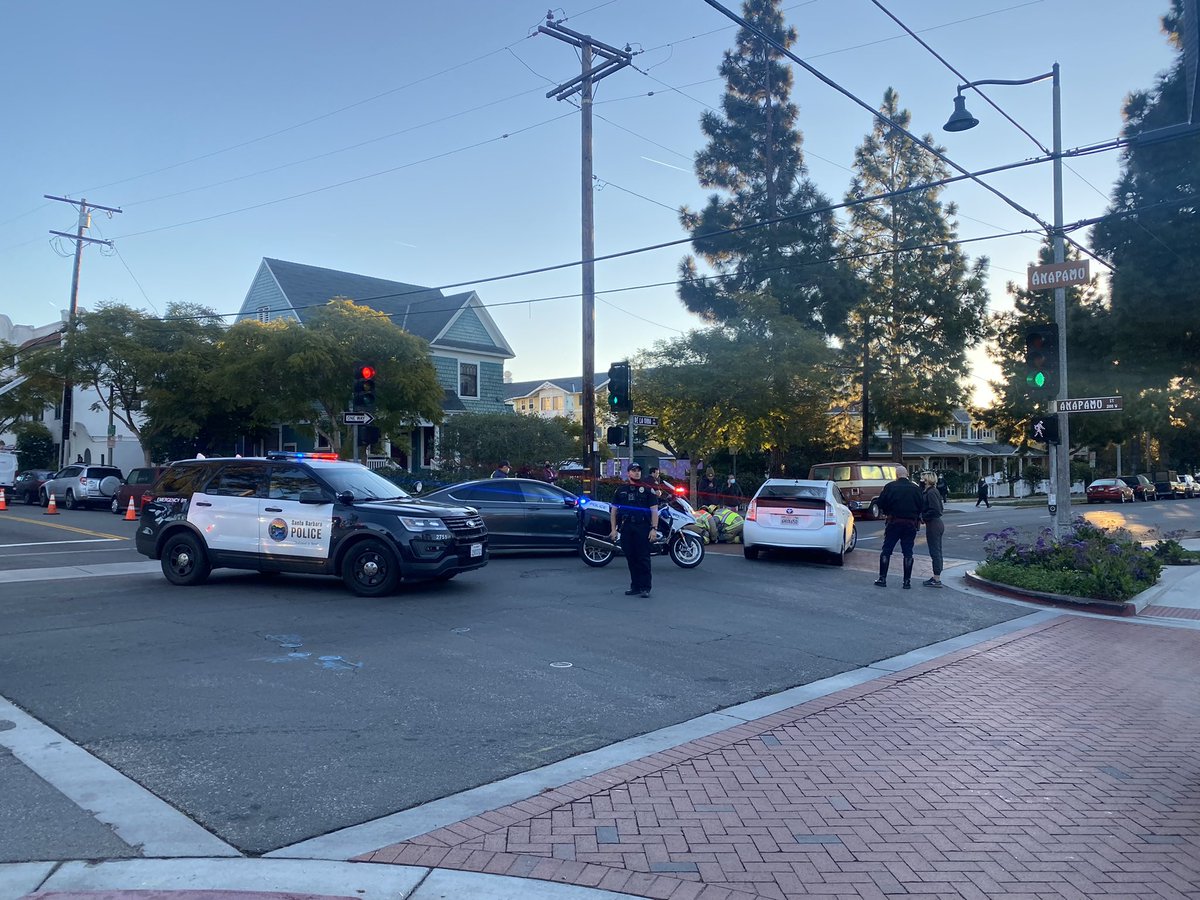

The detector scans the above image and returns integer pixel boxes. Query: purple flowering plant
[978,518,1162,601]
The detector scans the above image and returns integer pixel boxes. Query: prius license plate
[779,515,799,526]
[470,543,483,558]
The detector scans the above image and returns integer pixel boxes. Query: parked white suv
[40,464,124,510]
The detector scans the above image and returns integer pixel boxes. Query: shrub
[977,519,1162,602]
[1150,538,1200,565]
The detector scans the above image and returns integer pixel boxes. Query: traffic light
[360,425,381,447]
[606,425,627,446]
[1027,414,1060,445]
[607,361,632,414]
[353,362,377,410]
[1023,324,1059,395]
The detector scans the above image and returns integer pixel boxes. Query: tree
[1,339,60,436]
[14,421,55,469]
[1091,0,1200,388]
[35,302,198,465]
[212,300,444,457]
[842,88,991,460]
[677,0,855,334]
[634,296,855,475]
[435,412,579,477]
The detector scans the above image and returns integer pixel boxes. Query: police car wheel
[342,539,399,597]
[161,533,211,586]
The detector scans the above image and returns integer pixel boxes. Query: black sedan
[11,469,55,505]
[420,478,580,550]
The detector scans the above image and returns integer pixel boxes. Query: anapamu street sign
[1051,396,1123,413]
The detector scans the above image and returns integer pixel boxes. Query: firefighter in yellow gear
[708,505,744,543]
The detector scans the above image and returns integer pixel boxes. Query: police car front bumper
[400,536,489,579]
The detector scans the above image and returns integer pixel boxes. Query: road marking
[0,538,121,548]
[0,513,129,540]
[956,521,988,528]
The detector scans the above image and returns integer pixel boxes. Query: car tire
[64,490,77,510]
[24,490,35,506]
[868,501,881,520]
[669,531,705,569]
[160,533,211,587]
[342,538,400,597]
[846,525,858,553]
[743,545,760,560]
[40,489,48,507]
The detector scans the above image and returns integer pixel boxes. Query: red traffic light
[358,365,376,380]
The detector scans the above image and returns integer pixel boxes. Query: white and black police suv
[135,452,487,596]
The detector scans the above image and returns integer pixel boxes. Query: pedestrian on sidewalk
[874,467,923,589]
[491,460,511,479]
[921,472,945,588]
[609,462,660,598]
[975,476,991,508]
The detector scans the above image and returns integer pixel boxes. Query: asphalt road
[2,497,1197,858]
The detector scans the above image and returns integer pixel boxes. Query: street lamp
[943,64,1072,536]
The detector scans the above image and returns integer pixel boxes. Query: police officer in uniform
[609,462,660,598]
[874,467,924,589]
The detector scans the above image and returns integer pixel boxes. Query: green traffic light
[1026,372,1046,389]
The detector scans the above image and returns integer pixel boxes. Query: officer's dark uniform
[610,464,660,597]
[874,472,925,589]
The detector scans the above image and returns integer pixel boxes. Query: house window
[459,362,479,398]
[541,397,552,411]
[257,306,270,323]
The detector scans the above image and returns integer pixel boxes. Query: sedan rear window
[757,485,827,508]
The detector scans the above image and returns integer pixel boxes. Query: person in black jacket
[920,472,946,587]
[874,467,924,589]
[609,462,661,598]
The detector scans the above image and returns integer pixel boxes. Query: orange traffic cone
[124,496,137,521]
[44,493,59,515]
[0,488,7,511]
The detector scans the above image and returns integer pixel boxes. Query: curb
[963,569,1136,616]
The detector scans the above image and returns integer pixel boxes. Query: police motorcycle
[577,490,705,569]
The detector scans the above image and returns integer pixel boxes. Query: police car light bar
[266,451,341,461]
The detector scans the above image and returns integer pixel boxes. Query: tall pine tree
[843,88,990,460]
[678,0,853,334]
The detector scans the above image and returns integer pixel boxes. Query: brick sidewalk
[359,617,1200,899]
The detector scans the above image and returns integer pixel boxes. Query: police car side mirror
[563,498,575,508]
[413,480,423,494]
[299,490,331,505]
[336,490,355,505]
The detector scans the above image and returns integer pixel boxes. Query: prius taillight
[746,500,757,522]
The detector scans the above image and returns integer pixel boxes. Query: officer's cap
[627,462,641,471]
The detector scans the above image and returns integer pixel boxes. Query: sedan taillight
[824,504,836,525]
[746,500,757,522]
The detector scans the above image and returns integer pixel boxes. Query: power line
[699,0,1109,272]
[109,112,576,241]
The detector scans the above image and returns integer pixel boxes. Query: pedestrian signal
[607,361,632,414]
[606,425,627,446]
[1023,324,1059,395]
[1027,415,1059,445]
[353,362,377,410]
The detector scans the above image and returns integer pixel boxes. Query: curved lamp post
[943,65,1072,536]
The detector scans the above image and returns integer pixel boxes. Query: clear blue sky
[0,0,1179,395]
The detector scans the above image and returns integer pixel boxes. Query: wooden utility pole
[45,195,121,467]
[538,14,632,493]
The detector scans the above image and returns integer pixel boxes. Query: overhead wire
[699,0,1111,272]
[866,0,1183,263]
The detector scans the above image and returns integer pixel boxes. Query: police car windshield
[316,465,411,501]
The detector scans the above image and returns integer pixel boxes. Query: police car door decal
[261,466,334,559]
[187,464,263,556]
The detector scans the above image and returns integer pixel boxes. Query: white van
[807,461,908,520]
[0,451,18,489]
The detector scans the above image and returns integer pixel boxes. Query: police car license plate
[779,515,799,526]
[470,543,483,557]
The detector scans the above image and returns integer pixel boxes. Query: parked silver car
[40,464,124,510]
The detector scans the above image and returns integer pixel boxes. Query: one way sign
[342,411,376,426]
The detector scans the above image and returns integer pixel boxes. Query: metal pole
[60,201,88,468]
[1050,62,1072,537]
[581,42,598,491]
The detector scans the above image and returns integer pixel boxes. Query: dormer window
[459,362,479,399]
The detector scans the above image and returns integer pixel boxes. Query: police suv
[135,452,488,596]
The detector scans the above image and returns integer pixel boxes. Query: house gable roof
[504,373,609,401]
[245,260,511,358]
